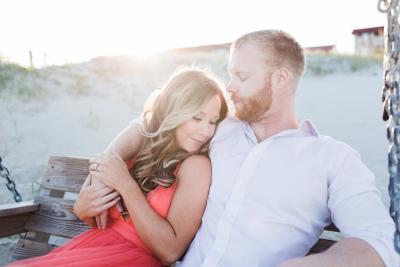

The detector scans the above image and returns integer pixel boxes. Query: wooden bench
[0,156,340,264]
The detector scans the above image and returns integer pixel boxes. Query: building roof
[352,26,384,35]
[305,45,336,52]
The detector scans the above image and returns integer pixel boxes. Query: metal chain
[379,0,400,253]
[0,156,22,202]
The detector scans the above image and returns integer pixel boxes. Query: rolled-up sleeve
[328,148,400,267]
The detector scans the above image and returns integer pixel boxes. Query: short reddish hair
[232,30,305,78]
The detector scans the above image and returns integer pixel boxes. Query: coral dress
[9,162,178,267]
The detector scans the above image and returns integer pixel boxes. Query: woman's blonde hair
[130,68,228,194]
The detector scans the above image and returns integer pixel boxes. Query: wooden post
[29,50,34,69]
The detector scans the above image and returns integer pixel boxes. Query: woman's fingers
[95,186,117,198]
[95,215,101,229]
[96,196,121,214]
[99,212,108,229]
[97,191,120,205]
[82,174,92,188]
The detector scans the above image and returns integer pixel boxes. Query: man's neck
[249,111,299,143]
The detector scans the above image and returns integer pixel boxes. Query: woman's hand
[89,151,133,193]
[90,175,111,229]
[73,173,121,225]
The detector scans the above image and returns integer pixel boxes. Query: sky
[0,0,386,67]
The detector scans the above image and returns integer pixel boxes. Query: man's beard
[234,80,272,122]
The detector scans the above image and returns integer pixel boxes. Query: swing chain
[379,0,400,253]
[0,156,22,202]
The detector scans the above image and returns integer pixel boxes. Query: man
[77,30,399,266]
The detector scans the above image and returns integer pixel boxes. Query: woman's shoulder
[176,155,211,185]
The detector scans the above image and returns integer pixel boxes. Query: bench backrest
[13,156,90,260]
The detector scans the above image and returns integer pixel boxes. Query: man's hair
[232,30,305,79]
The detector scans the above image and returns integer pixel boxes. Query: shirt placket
[202,141,270,267]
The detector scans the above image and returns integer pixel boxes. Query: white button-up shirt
[177,116,399,267]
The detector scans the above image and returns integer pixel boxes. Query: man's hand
[73,174,121,228]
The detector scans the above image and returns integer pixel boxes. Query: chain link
[0,156,22,202]
[379,0,400,253]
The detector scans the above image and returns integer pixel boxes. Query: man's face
[227,42,273,122]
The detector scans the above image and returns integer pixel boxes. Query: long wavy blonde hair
[130,68,228,194]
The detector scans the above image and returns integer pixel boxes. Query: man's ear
[271,67,289,90]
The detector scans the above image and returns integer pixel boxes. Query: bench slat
[308,239,336,254]
[0,214,31,238]
[0,201,40,238]
[0,201,39,217]
[13,239,56,260]
[324,223,339,232]
[24,195,90,238]
[40,156,89,193]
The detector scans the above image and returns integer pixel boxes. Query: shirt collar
[299,119,320,137]
[241,119,320,144]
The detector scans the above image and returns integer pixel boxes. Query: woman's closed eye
[193,116,202,121]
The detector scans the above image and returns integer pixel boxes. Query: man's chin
[235,108,264,122]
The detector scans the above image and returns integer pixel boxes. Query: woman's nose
[226,81,235,94]
[199,122,214,138]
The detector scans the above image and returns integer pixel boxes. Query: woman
[8,68,228,267]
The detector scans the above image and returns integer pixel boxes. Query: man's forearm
[279,238,384,267]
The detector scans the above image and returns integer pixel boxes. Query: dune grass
[0,51,383,101]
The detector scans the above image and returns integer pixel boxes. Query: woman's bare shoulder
[176,155,211,186]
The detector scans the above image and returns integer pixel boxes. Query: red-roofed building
[304,45,336,54]
[352,26,384,56]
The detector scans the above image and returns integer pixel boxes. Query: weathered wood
[0,214,30,238]
[24,195,90,239]
[324,223,339,233]
[25,231,51,244]
[40,156,89,193]
[0,202,39,238]
[0,201,39,217]
[13,238,56,260]
[308,239,337,254]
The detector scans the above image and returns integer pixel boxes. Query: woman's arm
[104,123,144,159]
[91,154,212,266]
[73,174,121,227]
[91,122,145,228]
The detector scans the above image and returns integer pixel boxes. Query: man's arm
[281,145,399,267]
[305,146,398,267]
[279,238,384,267]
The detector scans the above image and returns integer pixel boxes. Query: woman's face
[175,95,222,153]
